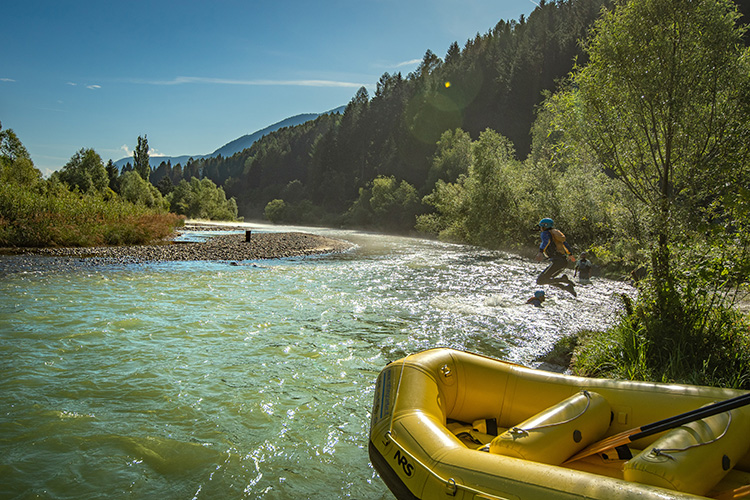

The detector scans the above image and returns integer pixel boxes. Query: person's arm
[538,231,550,259]
[563,241,573,255]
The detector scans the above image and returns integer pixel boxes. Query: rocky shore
[0,223,354,267]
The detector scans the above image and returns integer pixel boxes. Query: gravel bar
[1,227,354,266]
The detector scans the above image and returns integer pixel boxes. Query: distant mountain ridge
[114,106,345,169]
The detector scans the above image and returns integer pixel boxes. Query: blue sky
[1,0,538,175]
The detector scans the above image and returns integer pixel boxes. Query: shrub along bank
[0,182,183,248]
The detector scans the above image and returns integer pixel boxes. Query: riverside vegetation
[3,0,750,388]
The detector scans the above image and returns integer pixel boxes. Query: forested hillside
[145,0,749,244]
[148,0,613,223]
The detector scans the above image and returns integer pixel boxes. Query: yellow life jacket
[549,228,571,256]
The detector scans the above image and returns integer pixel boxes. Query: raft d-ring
[383,431,392,447]
[440,364,453,377]
[445,478,457,496]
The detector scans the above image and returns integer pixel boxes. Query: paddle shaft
[565,392,750,463]
[629,392,750,442]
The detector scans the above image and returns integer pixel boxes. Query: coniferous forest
[148,0,615,226]
[142,0,750,267]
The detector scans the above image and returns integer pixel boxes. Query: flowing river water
[0,223,634,499]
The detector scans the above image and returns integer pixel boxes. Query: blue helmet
[538,218,554,230]
[534,290,545,299]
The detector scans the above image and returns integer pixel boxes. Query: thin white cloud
[65,82,101,89]
[395,59,421,68]
[371,59,421,70]
[1,78,15,82]
[136,76,365,88]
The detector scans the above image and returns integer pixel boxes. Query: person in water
[535,218,577,297]
[575,252,593,284]
[526,290,546,307]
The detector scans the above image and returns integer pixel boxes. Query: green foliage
[51,148,108,193]
[424,129,473,193]
[463,130,528,247]
[419,129,537,249]
[120,171,169,210]
[346,176,421,232]
[0,182,182,247]
[569,0,750,286]
[105,159,120,193]
[0,125,180,248]
[416,179,469,242]
[264,199,289,223]
[1,156,42,187]
[0,125,42,187]
[573,281,750,389]
[370,176,420,228]
[134,135,150,181]
[0,123,30,162]
[535,0,750,387]
[167,177,238,221]
[263,197,328,226]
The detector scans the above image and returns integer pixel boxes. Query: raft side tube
[369,348,750,500]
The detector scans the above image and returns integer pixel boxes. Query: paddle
[564,392,750,464]
[712,484,750,500]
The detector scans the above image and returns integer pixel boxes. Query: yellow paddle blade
[712,484,750,500]
[563,428,636,464]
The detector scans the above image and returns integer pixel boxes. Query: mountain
[113,106,345,169]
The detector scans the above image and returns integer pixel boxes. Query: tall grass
[0,183,184,247]
[571,279,750,389]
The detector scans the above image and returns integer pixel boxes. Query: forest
[145,0,616,228]
[136,0,750,268]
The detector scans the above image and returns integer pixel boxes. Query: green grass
[564,284,750,389]
[0,183,184,247]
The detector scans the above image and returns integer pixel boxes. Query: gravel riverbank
[0,223,355,267]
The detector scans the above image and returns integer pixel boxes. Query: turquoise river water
[0,223,634,499]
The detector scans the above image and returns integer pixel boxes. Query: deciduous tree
[134,135,150,181]
[568,0,750,289]
[56,148,108,193]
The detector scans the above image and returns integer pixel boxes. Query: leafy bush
[119,171,169,210]
[167,178,238,221]
[346,176,421,232]
[52,148,108,193]
[0,183,182,247]
[572,281,750,389]
[264,199,290,223]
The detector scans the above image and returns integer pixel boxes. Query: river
[0,223,633,499]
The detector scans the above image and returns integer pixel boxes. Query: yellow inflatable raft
[368,348,750,500]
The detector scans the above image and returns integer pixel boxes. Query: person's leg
[538,257,577,296]
[537,258,567,285]
[551,281,577,296]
